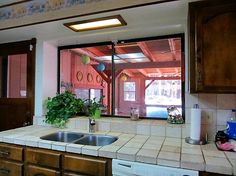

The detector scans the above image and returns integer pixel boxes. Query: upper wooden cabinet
[189,0,236,93]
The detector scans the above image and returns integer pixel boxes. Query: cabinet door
[189,0,236,93]
[63,154,108,176]
[25,148,60,169]
[0,160,23,176]
[26,165,60,176]
[0,143,23,161]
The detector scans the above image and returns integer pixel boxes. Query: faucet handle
[89,118,96,133]
[89,118,96,125]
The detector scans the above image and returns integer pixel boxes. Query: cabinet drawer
[0,143,23,161]
[0,160,23,176]
[63,155,107,176]
[26,165,60,176]
[25,148,61,169]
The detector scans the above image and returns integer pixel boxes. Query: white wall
[34,41,58,118]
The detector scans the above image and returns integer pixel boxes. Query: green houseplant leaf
[86,96,105,119]
[45,91,84,128]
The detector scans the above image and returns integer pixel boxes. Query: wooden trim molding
[87,73,93,83]
[76,71,83,82]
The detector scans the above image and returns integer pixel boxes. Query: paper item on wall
[20,90,26,97]
[190,106,201,141]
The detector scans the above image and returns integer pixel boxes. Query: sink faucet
[89,118,96,133]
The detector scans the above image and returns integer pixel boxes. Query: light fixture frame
[64,15,127,32]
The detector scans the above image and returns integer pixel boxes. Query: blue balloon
[97,63,105,72]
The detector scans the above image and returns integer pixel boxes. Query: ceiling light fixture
[64,15,127,32]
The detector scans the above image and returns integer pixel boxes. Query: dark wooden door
[0,38,36,131]
[189,0,236,93]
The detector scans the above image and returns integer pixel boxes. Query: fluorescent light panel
[64,15,127,32]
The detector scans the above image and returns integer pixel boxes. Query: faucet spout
[89,118,96,133]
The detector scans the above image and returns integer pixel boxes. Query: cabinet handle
[0,151,10,156]
[118,163,132,168]
[34,173,46,176]
[0,168,10,175]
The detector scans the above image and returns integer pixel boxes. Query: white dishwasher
[112,159,198,176]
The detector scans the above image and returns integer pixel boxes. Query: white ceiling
[0,0,194,46]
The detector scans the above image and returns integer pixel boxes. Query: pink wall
[116,75,145,116]
[60,50,108,106]
[8,54,27,98]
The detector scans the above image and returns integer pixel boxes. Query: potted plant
[85,96,105,119]
[45,91,84,128]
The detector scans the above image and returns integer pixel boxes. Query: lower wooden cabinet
[25,148,60,169]
[0,143,24,176]
[26,165,60,176]
[24,147,111,176]
[0,143,229,176]
[0,160,23,176]
[0,143,23,161]
[63,154,111,176]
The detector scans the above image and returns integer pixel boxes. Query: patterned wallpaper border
[0,0,106,21]
[0,0,165,30]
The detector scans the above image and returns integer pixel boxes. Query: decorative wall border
[0,0,174,31]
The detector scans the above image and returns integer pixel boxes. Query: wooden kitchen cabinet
[0,143,23,161]
[25,148,61,176]
[0,160,23,176]
[0,143,24,176]
[25,165,60,176]
[189,0,236,93]
[25,148,61,169]
[63,154,112,176]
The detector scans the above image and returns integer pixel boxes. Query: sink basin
[74,135,118,146]
[40,131,84,143]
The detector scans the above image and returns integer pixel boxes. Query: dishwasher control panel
[112,159,198,176]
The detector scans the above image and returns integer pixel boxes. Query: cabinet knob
[0,150,10,156]
[34,174,46,176]
[0,168,10,175]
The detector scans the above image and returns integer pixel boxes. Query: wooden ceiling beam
[138,69,148,77]
[145,76,181,80]
[114,46,130,63]
[137,42,155,62]
[168,39,177,61]
[122,70,134,77]
[71,48,97,59]
[115,60,181,70]
[86,47,106,56]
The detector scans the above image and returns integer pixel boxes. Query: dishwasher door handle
[118,163,132,168]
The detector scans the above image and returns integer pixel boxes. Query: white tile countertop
[0,125,235,175]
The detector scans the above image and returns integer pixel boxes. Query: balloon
[97,63,105,72]
[81,55,90,64]
[121,74,128,81]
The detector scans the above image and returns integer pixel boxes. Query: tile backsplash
[185,93,236,140]
[34,93,236,141]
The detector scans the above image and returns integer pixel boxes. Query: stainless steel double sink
[40,131,118,146]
